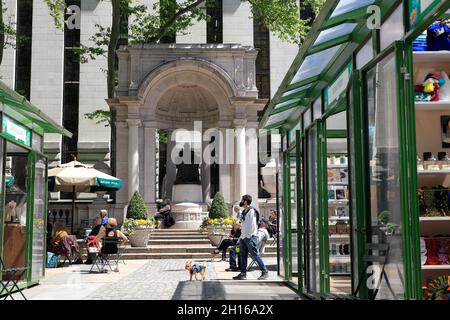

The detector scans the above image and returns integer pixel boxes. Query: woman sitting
[215,222,241,261]
[50,222,83,264]
[96,218,128,254]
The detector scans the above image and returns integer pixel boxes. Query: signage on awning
[2,115,31,147]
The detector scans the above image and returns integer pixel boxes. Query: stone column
[143,122,157,207]
[246,122,259,209]
[114,121,129,205]
[127,119,141,201]
[219,125,232,204]
[165,130,177,200]
[201,136,211,203]
[234,119,247,200]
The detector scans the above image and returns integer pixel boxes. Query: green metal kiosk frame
[261,0,450,300]
[0,81,71,295]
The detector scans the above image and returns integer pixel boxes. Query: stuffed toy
[415,71,449,102]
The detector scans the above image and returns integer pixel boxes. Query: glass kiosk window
[2,142,29,282]
[32,156,46,279]
[306,126,320,292]
[289,149,298,286]
[365,52,404,299]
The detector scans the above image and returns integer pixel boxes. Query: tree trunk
[0,1,5,66]
[108,0,120,99]
[106,0,120,183]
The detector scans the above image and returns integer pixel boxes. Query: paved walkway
[15,258,302,300]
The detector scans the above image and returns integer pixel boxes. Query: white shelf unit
[417,169,450,175]
[328,182,349,186]
[421,265,450,270]
[327,164,348,169]
[413,51,450,63]
[419,217,450,222]
[416,101,450,110]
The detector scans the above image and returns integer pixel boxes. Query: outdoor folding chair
[353,242,402,300]
[0,257,27,300]
[89,237,121,273]
[247,241,267,272]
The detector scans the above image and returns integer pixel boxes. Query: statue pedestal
[171,184,204,229]
[172,184,202,203]
[171,202,207,229]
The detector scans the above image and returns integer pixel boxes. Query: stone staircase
[120,229,277,260]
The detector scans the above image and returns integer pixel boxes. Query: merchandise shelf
[413,51,450,63]
[328,182,348,186]
[329,216,350,221]
[421,265,450,270]
[419,217,450,222]
[327,164,348,169]
[416,101,450,111]
[418,169,450,175]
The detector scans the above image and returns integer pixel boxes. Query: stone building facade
[0,0,299,229]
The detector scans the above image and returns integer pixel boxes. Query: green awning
[0,81,72,137]
[260,0,402,129]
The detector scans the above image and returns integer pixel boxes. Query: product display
[415,23,450,297]
[328,155,351,275]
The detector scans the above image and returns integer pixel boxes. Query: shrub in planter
[127,191,148,220]
[209,192,229,219]
[124,191,155,247]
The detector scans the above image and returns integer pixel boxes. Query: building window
[207,0,223,44]
[159,0,176,43]
[62,0,81,164]
[253,14,270,99]
[15,0,33,99]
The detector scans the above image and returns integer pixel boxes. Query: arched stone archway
[108,44,266,227]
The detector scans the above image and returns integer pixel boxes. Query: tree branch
[149,0,206,43]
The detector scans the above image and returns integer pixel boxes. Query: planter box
[128,227,153,247]
[207,226,232,247]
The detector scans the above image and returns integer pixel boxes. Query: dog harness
[190,264,206,274]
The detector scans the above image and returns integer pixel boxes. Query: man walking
[233,194,269,280]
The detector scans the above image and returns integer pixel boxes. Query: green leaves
[209,192,229,219]
[127,191,148,220]
[84,110,112,127]
[44,0,66,30]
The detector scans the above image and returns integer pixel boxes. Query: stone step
[151,230,207,235]
[148,239,212,245]
[124,246,216,254]
[124,245,278,254]
[118,252,278,260]
[150,235,210,240]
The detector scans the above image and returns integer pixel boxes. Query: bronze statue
[174,149,201,185]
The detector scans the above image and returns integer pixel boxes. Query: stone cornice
[126,119,142,127]
[233,119,247,128]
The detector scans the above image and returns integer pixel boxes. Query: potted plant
[201,217,237,247]
[123,191,155,247]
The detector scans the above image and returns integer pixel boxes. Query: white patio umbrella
[48,160,122,233]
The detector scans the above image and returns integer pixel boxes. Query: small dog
[184,261,206,281]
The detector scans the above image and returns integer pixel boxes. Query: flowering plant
[122,216,155,236]
[201,217,237,228]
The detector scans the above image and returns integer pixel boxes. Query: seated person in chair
[50,222,83,264]
[215,222,241,261]
[96,218,128,253]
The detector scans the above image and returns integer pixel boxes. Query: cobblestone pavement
[16,258,302,300]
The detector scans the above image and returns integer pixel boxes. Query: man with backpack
[232,194,269,281]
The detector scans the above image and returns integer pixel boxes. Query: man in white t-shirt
[232,194,269,281]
